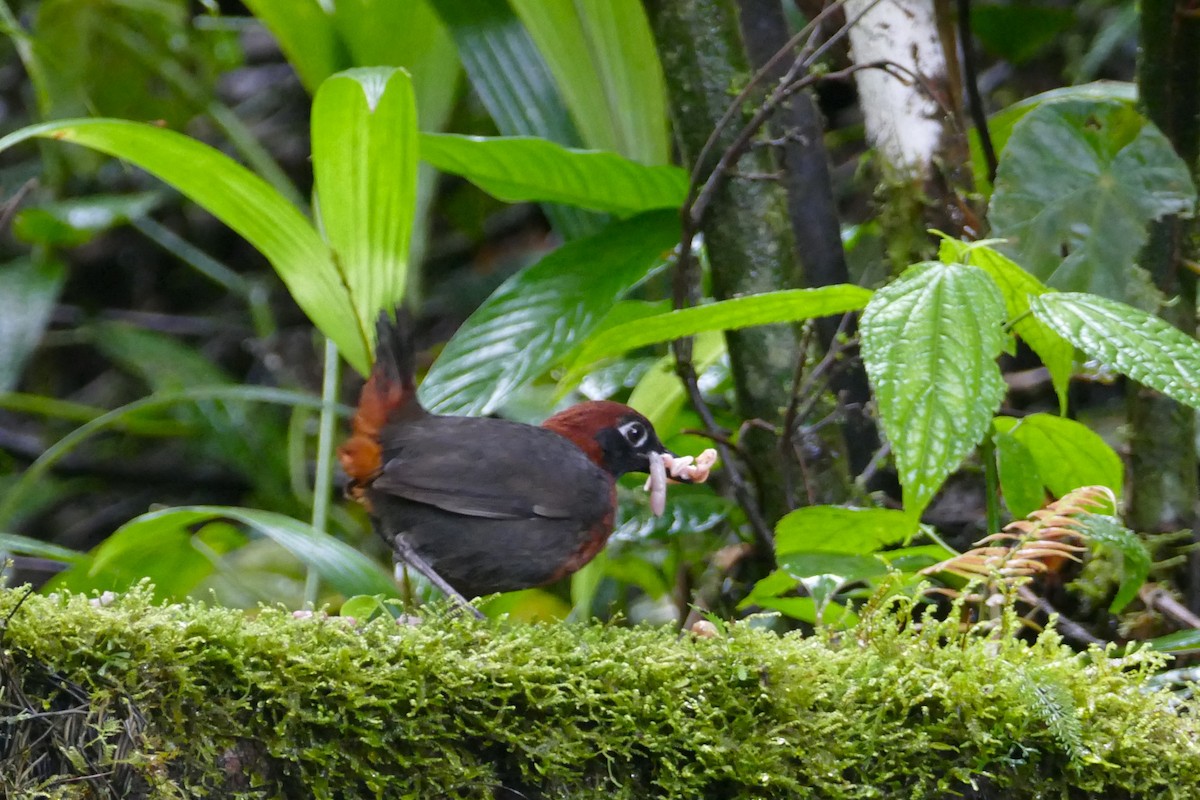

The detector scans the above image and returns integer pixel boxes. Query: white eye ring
[620,420,648,448]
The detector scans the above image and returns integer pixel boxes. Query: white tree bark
[844,0,949,179]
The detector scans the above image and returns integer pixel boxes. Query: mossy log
[1,586,1197,799]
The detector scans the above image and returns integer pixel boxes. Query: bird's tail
[338,308,423,494]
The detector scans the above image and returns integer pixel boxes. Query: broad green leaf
[627,331,725,438]
[313,68,418,349]
[0,532,87,564]
[775,506,916,554]
[993,427,1047,519]
[989,99,1196,304]
[746,596,858,627]
[419,210,679,416]
[420,134,686,215]
[993,414,1123,503]
[510,0,669,165]
[969,82,1136,193]
[778,552,887,582]
[1075,513,1150,614]
[939,238,1073,412]
[330,0,460,133]
[429,0,599,239]
[0,256,65,392]
[49,507,397,601]
[565,285,873,386]
[1031,292,1200,410]
[0,118,370,373]
[242,0,341,92]
[861,262,1008,519]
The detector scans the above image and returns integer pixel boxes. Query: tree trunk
[1131,0,1200,613]
[645,0,804,526]
[736,0,882,493]
[843,0,973,266]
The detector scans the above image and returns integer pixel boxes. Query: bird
[337,309,714,613]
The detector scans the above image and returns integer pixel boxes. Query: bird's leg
[391,537,485,620]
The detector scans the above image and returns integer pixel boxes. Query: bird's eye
[620,421,648,448]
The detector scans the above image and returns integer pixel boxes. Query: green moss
[1,586,1197,799]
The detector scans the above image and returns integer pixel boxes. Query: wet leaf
[989,99,1196,304]
[861,263,1008,519]
[1030,292,1200,410]
[993,414,1123,506]
[419,210,678,416]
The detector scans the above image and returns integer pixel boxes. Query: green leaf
[992,413,1123,502]
[989,98,1196,304]
[627,331,725,438]
[13,191,163,247]
[1141,628,1200,654]
[0,532,87,564]
[747,596,858,627]
[313,67,418,349]
[0,118,370,373]
[1074,513,1150,614]
[49,507,397,601]
[860,263,1008,519]
[969,82,1137,193]
[939,238,1073,412]
[241,0,341,92]
[420,134,686,215]
[419,210,679,416]
[1030,292,1200,410]
[429,0,600,239]
[565,285,873,386]
[778,552,887,582]
[509,0,669,165]
[0,256,65,392]
[775,506,916,554]
[992,427,1046,519]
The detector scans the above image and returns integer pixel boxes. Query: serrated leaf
[775,506,916,554]
[313,67,418,353]
[420,133,686,215]
[419,210,679,416]
[1030,292,1200,410]
[0,119,371,373]
[861,263,1008,519]
[0,256,65,392]
[509,0,668,165]
[939,238,1074,412]
[1075,513,1150,614]
[993,414,1123,504]
[989,98,1196,304]
[565,285,873,385]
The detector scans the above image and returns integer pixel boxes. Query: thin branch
[956,0,998,183]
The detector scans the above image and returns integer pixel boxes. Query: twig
[1017,585,1106,647]
[956,0,998,183]
[1141,583,1200,630]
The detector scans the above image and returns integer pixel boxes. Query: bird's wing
[368,417,610,521]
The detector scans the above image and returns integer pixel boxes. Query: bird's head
[542,400,675,478]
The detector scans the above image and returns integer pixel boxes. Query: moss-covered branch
[2,587,1198,798]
